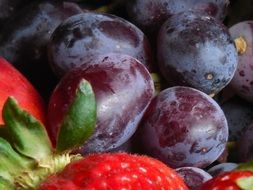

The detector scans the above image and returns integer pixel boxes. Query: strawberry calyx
[15,153,81,189]
[56,79,97,152]
[235,161,253,190]
[236,176,253,190]
[0,79,97,189]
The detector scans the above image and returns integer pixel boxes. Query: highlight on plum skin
[137,86,229,169]
[157,10,238,96]
[48,12,153,77]
[176,166,212,190]
[229,20,253,103]
[47,53,155,154]
[126,0,229,36]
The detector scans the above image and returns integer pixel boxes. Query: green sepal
[0,137,32,183]
[236,176,253,190]
[56,79,96,152]
[236,161,253,171]
[2,97,53,161]
[0,176,14,190]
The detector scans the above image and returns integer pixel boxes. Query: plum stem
[234,36,247,55]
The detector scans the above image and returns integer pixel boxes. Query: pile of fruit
[0,0,253,189]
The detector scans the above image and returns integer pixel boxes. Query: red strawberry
[0,57,46,124]
[38,152,189,190]
[199,170,253,190]
[0,80,186,189]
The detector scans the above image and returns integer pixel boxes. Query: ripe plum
[47,53,155,154]
[220,96,253,142]
[127,0,229,36]
[48,12,153,77]
[176,166,212,190]
[207,162,238,176]
[157,11,238,96]
[137,86,228,168]
[229,21,253,103]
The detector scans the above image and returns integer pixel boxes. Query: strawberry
[0,79,188,190]
[38,152,188,190]
[0,57,46,124]
[199,170,253,190]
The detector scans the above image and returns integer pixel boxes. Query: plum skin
[157,11,238,96]
[47,53,155,154]
[138,86,228,168]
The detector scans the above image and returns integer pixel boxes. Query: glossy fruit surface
[0,57,46,125]
[207,162,238,176]
[38,152,189,190]
[127,0,229,36]
[138,86,228,168]
[199,170,253,190]
[48,11,153,77]
[229,21,253,103]
[157,11,238,96]
[47,53,155,153]
[176,166,212,190]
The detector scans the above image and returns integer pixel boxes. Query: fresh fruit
[48,11,153,77]
[199,170,253,190]
[0,95,188,190]
[38,152,189,190]
[126,0,229,36]
[207,162,238,176]
[47,53,155,153]
[157,10,238,96]
[236,123,253,162]
[228,20,253,103]
[220,96,253,142]
[176,166,212,190]
[0,1,83,100]
[136,86,228,168]
[0,78,97,189]
[0,57,46,125]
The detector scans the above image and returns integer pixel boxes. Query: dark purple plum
[236,123,253,162]
[157,11,238,96]
[47,53,155,154]
[137,86,228,168]
[126,0,229,36]
[0,1,83,100]
[48,11,153,77]
[229,21,253,103]
[220,96,253,142]
[176,167,212,190]
[207,162,238,176]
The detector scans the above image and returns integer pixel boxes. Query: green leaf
[0,137,32,183]
[56,79,96,152]
[236,176,253,190]
[0,176,14,190]
[237,161,253,171]
[0,126,11,141]
[2,97,53,161]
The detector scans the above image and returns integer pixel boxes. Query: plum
[48,11,153,78]
[47,53,155,154]
[0,1,83,100]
